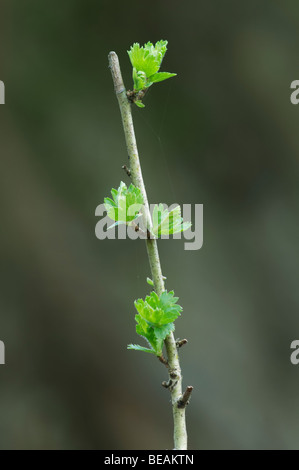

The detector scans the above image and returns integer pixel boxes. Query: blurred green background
[1,0,299,450]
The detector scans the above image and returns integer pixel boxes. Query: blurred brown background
[0,0,299,450]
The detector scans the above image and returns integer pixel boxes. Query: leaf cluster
[127,40,176,107]
[104,183,192,237]
[104,181,144,227]
[128,290,182,356]
[152,204,192,238]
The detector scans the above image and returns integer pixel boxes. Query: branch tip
[108,51,126,95]
[177,386,194,409]
[176,339,188,349]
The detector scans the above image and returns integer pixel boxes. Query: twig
[177,386,194,409]
[158,355,169,367]
[162,379,175,391]
[176,339,188,349]
[162,380,171,388]
[122,164,131,177]
[108,51,190,450]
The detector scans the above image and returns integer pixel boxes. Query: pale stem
[108,51,190,450]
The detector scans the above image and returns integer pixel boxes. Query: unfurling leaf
[152,204,192,238]
[127,40,176,106]
[127,344,156,354]
[132,67,147,91]
[147,277,154,286]
[135,313,164,355]
[128,41,167,82]
[146,72,177,87]
[135,291,182,327]
[128,290,182,356]
[135,100,145,108]
[104,181,144,225]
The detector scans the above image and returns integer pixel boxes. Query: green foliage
[127,344,156,354]
[147,277,154,287]
[104,181,144,226]
[135,291,182,326]
[128,290,182,356]
[128,41,168,79]
[152,204,192,238]
[127,40,176,106]
[134,100,145,108]
[147,275,167,286]
[134,312,165,355]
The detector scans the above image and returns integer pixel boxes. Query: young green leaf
[152,204,192,238]
[109,220,127,229]
[135,313,164,355]
[129,290,182,356]
[127,40,176,106]
[153,322,175,343]
[135,100,145,108]
[133,67,147,91]
[128,41,166,79]
[134,290,182,328]
[146,72,177,87]
[127,344,156,354]
[104,181,144,225]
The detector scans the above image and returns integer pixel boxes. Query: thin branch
[108,51,190,451]
[177,386,194,409]
[162,380,171,389]
[158,354,169,367]
[176,339,188,349]
[162,379,176,391]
